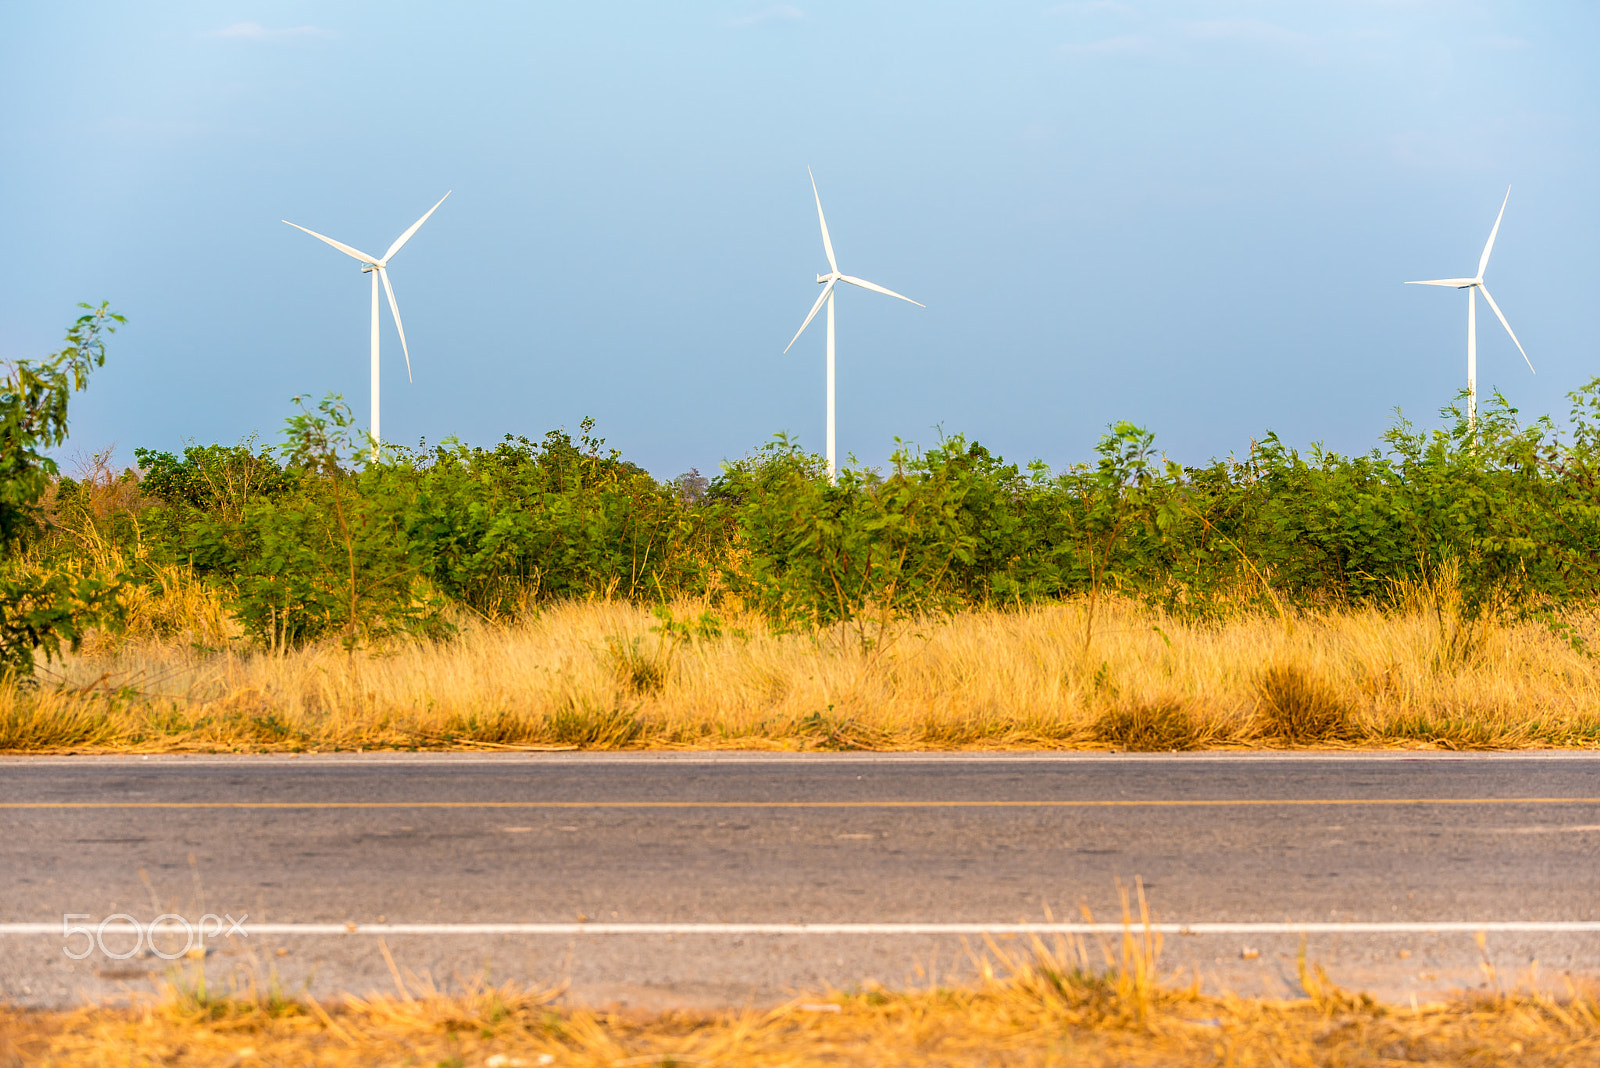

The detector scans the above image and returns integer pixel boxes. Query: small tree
[0,303,125,676]
[1,303,123,546]
[223,393,449,650]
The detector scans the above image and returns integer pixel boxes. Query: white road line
[4,921,1600,936]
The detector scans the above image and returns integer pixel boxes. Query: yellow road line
[1,798,1598,810]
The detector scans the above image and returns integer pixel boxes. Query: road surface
[2,751,1597,1008]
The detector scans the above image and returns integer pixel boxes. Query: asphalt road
[2,751,1597,1009]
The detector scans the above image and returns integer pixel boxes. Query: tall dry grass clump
[1254,663,1356,744]
[5,582,1600,752]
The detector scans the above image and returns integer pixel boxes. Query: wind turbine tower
[1406,187,1534,428]
[784,169,923,480]
[284,192,451,455]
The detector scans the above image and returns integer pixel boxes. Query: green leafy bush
[0,303,125,675]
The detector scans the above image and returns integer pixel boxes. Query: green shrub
[0,303,124,675]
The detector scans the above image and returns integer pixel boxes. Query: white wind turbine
[283,192,451,455]
[784,168,923,481]
[1406,187,1534,428]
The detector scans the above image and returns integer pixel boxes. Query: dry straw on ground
[5,590,1600,752]
[4,930,1598,1067]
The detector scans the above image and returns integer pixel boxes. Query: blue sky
[2,2,1596,477]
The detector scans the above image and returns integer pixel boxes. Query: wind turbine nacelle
[816,273,831,284]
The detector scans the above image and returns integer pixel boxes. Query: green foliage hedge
[11,303,1600,664]
[24,384,1600,655]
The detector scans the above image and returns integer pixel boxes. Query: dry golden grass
[6,593,1600,752]
[5,935,1598,1067]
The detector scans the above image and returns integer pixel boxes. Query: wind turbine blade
[808,167,838,274]
[1405,278,1477,287]
[838,274,925,307]
[1477,283,1534,373]
[1477,186,1510,280]
[378,268,413,382]
[383,190,452,263]
[283,221,379,264]
[784,278,837,353]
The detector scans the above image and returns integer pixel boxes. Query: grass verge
[4,938,1598,1067]
[6,597,1600,752]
